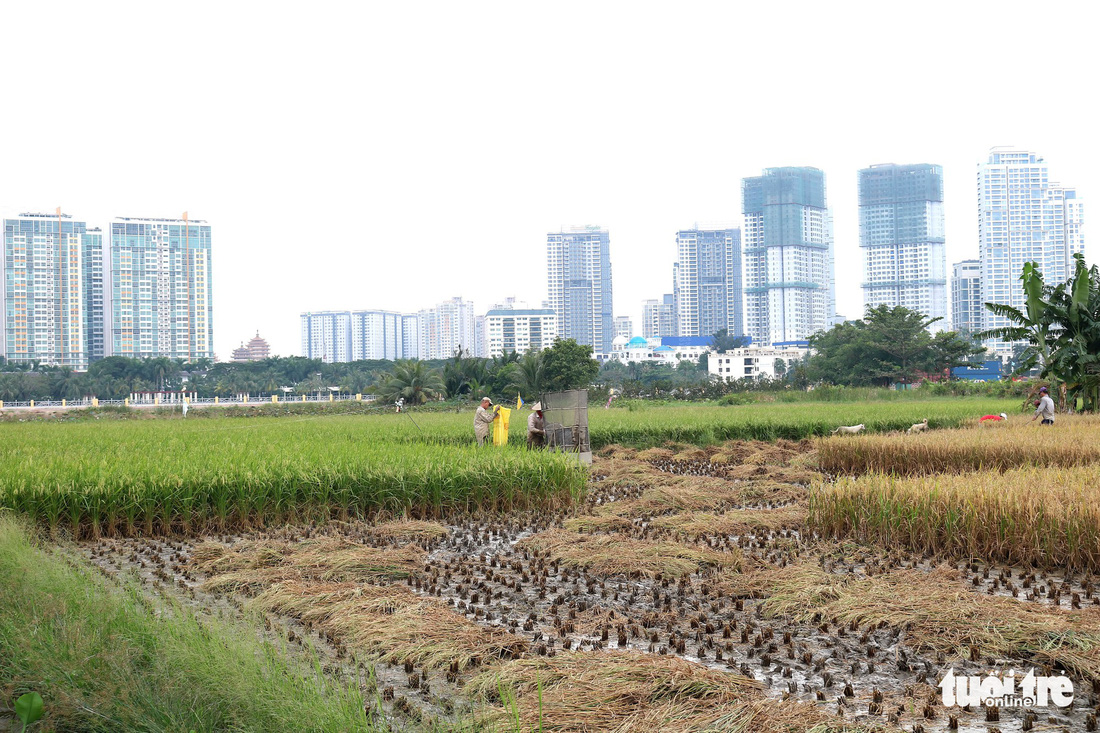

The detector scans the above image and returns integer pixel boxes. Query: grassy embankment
[0,514,382,733]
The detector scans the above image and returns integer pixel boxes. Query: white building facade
[741,168,833,345]
[300,310,353,362]
[951,259,982,335]
[858,164,947,329]
[417,297,477,360]
[642,294,676,338]
[484,308,557,357]
[707,345,811,382]
[978,148,1085,357]
[614,316,633,339]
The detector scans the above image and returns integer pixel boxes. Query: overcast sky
[1,1,1095,359]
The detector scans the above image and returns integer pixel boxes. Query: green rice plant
[809,464,1100,570]
[0,418,585,539]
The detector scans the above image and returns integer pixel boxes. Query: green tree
[809,305,981,387]
[541,339,599,392]
[926,330,986,377]
[372,360,445,405]
[711,329,748,354]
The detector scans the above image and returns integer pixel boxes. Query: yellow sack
[492,406,512,446]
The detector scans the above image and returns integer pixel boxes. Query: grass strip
[0,514,380,733]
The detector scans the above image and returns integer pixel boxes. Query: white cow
[831,424,865,435]
[907,418,929,434]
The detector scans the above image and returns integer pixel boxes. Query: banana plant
[977,260,1058,392]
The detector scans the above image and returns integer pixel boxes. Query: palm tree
[372,360,444,405]
[50,368,88,401]
[511,349,545,400]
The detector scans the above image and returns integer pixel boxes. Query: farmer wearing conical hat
[527,402,546,450]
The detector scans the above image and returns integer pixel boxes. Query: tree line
[0,340,601,404]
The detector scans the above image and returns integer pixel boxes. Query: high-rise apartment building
[614,316,633,339]
[301,310,352,362]
[642,294,676,339]
[301,309,419,362]
[400,314,420,360]
[82,227,106,363]
[485,307,557,357]
[951,260,982,335]
[106,216,213,360]
[1,212,89,369]
[978,148,1085,357]
[417,297,476,360]
[351,310,409,360]
[741,168,833,344]
[859,164,947,328]
[673,228,743,339]
[546,226,614,353]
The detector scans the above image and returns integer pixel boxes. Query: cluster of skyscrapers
[635,149,1083,358]
[1,212,213,370]
[304,147,1084,365]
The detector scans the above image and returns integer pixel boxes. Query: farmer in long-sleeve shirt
[527,402,545,449]
[474,397,499,446]
[1032,386,1056,425]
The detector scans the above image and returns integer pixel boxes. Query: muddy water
[79,449,1099,733]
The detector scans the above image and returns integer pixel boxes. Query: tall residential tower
[107,216,213,360]
[673,228,743,339]
[978,148,1085,357]
[546,226,614,353]
[741,168,833,344]
[858,163,947,328]
[951,260,982,335]
[1,212,89,369]
[642,294,676,338]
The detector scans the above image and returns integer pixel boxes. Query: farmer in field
[474,397,499,446]
[1031,386,1055,426]
[527,402,546,449]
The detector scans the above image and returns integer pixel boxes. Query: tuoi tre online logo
[939,668,1074,708]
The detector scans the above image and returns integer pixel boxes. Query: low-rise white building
[484,307,557,357]
[708,345,811,382]
[605,336,716,364]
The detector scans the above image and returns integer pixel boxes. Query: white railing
[0,393,378,410]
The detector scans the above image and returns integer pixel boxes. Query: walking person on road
[474,397,499,446]
[1031,386,1055,425]
[527,402,546,449]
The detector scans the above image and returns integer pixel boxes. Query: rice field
[810,464,1100,571]
[588,397,1018,446]
[817,414,1100,476]
[7,397,1098,732]
[0,417,585,539]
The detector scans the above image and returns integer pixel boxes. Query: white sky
[1,1,1096,359]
